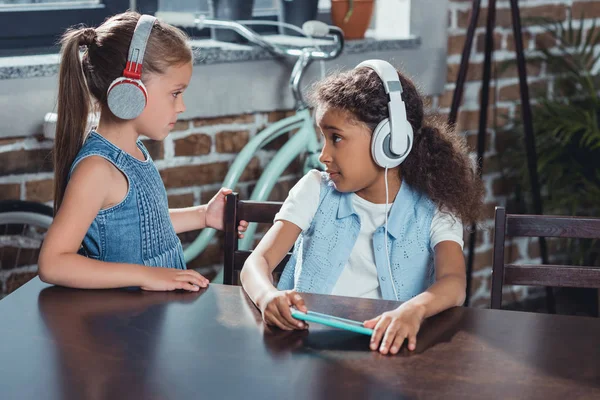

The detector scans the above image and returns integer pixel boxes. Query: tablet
[291,309,374,336]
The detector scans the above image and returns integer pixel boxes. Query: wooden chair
[491,206,600,310]
[223,193,291,285]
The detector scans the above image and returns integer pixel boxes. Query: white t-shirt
[274,170,464,300]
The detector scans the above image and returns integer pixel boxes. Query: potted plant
[279,0,320,36]
[331,0,375,40]
[502,13,600,267]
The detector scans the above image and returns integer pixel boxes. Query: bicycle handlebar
[155,12,344,61]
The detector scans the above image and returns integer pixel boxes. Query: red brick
[447,59,542,85]
[470,273,491,299]
[193,114,255,127]
[474,248,493,271]
[504,243,521,264]
[185,237,224,269]
[482,155,501,174]
[0,246,40,270]
[533,32,556,50]
[470,295,491,309]
[25,179,53,203]
[528,238,541,259]
[239,157,263,182]
[466,131,492,153]
[174,134,211,156]
[476,32,503,53]
[0,149,53,175]
[481,202,499,221]
[498,81,548,102]
[216,130,250,153]
[458,5,567,30]
[478,85,496,107]
[168,193,195,209]
[141,139,164,160]
[455,107,507,133]
[160,162,229,188]
[5,271,37,294]
[447,34,467,55]
[267,179,298,202]
[267,110,296,123]
[506,31,532,52]
[438,89,458,109]
[492,177,517,197]
[263,132,290,151]
[0,183,20,201]
[499,60,542,79]
[572,1,600,19]
[171,120,189,132]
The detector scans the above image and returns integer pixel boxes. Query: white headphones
[355,60,413,169]
[355,60,414,301]
[106,15,157,120]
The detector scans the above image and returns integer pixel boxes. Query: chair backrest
[491,206,600,309]
[223,193,291,285]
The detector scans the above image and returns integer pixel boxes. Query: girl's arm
[168,188,248,234]
[169,205,206,234]
[365,241,466,354]
[240,220,308,331]
[38,157,207,290]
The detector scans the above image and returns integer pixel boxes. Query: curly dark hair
[309,67,484,224]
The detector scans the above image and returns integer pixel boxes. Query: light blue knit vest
[277,172,435,301]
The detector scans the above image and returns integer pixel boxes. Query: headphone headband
[123,15,156,80]
[356,60,409,156]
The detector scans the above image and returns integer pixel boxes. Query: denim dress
[69,131,186,270]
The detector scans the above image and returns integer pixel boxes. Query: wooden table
[0,278,599,399]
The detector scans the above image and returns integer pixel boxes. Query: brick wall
[442,0,599,307]
[1,0,598,302]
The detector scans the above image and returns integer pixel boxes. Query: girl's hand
[364,302,426,355]
[140,267,209,292]
[258,290,308,331]
[205,188,249,237]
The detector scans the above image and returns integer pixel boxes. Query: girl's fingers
[407,332,418,352]
[289,293,307,313]
[178,272,208,287]
[379,323,402,354]
[183,270,209,285]
[265,313,292,331]
[177,281,200,292]
[370,316,391,351]
[277,301,305,329]
[363,315,382,329]
[389,330,409,354]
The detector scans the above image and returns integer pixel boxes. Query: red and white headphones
[106,14,157,120]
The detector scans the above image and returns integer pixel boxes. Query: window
[156,0,277,15]
[153,0,281,38]
[0,0,129,52]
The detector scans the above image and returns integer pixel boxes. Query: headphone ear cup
[371,119,412,169]
[107,78,148,120]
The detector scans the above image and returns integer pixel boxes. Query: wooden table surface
[0,278,599,399]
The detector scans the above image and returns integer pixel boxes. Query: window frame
[0,0,130,51]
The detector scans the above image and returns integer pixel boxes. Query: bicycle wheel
[0,200,54,298]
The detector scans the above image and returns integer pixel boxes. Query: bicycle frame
[183,107,321,263]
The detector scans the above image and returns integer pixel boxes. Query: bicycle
[0,200,54,297]
[156,14,345,270]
